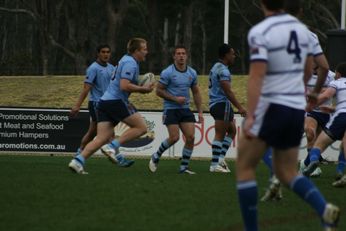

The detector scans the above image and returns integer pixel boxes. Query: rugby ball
[138,72,155,86]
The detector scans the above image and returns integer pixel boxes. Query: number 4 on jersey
[287,31,302,63]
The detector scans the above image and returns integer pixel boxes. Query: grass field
[0,155,345,231]
[0,75,248,111]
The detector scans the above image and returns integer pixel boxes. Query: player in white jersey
[304,63,346,179]
[235,1,339,230]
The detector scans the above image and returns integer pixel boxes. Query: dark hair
[284,0,301,16]
[218,44,232,59]
[173,44,187,55]
[261,0,284,11]
[336,62,346,77]
[96,44,111,53]
[127,38,147,54]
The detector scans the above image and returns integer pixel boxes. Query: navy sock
[336,150,346,174]
[290,175,326,216]
[237,181,258,231]
[211,140,222,166]
[309,148,321,162]
[262,148,273,176]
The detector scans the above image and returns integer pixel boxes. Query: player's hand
[175,96,186,105]
[243,115,256,138]
[141,83,155,93]
[305,92,318,112]
[69,106,80,118]
[319,105,335,114]
[197,112,204,124]
[238,107,247,117]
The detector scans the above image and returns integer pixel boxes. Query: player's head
[336,62,346,78]
[218,43,236,65]
[261,0,284,12]
[127,38,148,62]
[96,44,111,63]
[284,0,303,17]
[173,44,187,66]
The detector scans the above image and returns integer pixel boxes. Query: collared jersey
[101,54,139,102]
[84,62,115,102]
[208,61,231,108]
[159,64,198,109]
[248,13,313,110]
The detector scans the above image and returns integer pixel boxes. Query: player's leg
[149,124,179,172]
[69,121,115,174]
[335,142,346,180]
[218,121,236,172]
[303,115,318,166]
[273,147,340,229]
[210,119,228,172]
[236,134,267,231]
[179,121,195,174]
[303,131,334,176]
[149,109,179,172]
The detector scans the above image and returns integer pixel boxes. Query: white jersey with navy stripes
[310,31,323,57]
[248,13,313,110]
[329,77,346,113]
[307,70,335,112]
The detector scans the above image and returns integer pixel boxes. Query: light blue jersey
[85,62,115,102]
[101,54,139,102]
[159,64,198,109]
[208,62,231,108]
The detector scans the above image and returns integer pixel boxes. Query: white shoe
[101,144,118,164]
[210,164,229,173]
[260,175,282,202]
[332,175,346,188]
[219,159,231,172]
[68,159,88,174]
[300,159,322,177]
[149,158,158,172]
[322,203,340,231]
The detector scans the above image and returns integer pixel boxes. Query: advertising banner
[0,107,341,161]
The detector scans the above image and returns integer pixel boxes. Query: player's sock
[211,140,222,167]
[237,180,258,231]
[336,150,346,174]
[304,148,311,166]
[262,148,273,176]
[180,147,193,171]
[109,140,120,150]
[152,139,170,162]
[74,154,85,165]
[290,175,326,216]
[309,148,321,162]
[115,153,125,162]
[219,136,232,162]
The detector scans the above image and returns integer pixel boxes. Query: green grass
[0,75,248,111]
[0,155,345,231]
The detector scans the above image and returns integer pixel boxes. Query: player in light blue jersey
[69,44,134,169]
[236,0,339,230]
[148,45,203,174]
[208,44,246,173]
[69,38,154,174]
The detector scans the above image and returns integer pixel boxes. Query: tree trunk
[183,1,194,65]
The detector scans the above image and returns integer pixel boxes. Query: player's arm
[220,80,246,116]
[120,78,153,94]
[317,87,336,106]
[70,83,92,117]
[191,84,203,123]
[313,54,329,93]
[156,82,185,104]
[244,61,267,136]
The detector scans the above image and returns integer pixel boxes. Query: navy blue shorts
[254,103,305,150]
[210,101,234,122]
[97,100,137,125]
[88,101,98,122]
[325,112,346,140]
[163,108,196,125]
[306,111,330,128]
